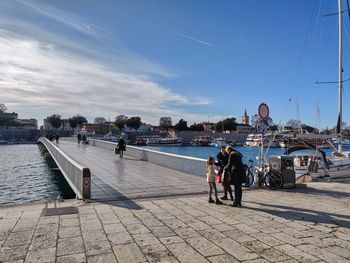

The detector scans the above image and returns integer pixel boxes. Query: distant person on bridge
[217,146,233,201]
[82,134,87,144]
[117,137,126,158]
[77,133,82,144]
[206,156,222,205]
[55,134,59,144]
[224,146,245,207]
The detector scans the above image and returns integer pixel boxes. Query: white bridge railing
[88,139,207,177]
[38,137,91,199]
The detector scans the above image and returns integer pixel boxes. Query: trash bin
[269,155,295,188]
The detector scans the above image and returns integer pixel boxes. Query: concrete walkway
[57,140,208,201]
[1,181,350,263]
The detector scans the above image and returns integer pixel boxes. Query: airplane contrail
[116,12,212,47]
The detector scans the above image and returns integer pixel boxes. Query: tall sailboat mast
[338,0,343,153]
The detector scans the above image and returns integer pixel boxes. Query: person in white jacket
[206,157,223,205]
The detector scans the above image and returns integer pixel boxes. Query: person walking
[77,133,82,144]
[217,146,233,201]
[82,134,87,144]
[206,156,223,205]
[55,134,59,144]
[224,146,245,207]
[117,137,126,158]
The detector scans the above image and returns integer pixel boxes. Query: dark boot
[216,199,223,205]
[231,201,239,207]
[221,195,228,200]
[209,198,215,203]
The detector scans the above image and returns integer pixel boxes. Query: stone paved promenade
[1,181,350,263]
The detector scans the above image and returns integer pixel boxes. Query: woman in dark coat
[224,146,245,207]
[217,146,232,200]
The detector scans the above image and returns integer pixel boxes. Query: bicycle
[245,159,283,190]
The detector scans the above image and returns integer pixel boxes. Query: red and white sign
[83,178,90,188]
[258,103,269,120]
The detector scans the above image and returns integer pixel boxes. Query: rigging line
[290,0,318,92]
[316,77,350,84]
[323,8,350,17]
[346,0,350,19]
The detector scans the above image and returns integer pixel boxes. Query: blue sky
[0,0,349,128]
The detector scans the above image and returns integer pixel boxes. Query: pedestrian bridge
[38,137,208,201]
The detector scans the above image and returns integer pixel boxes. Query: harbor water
[0,144,75,205]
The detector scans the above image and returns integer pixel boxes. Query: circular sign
[257,119,269,134]
[258,103,269,120]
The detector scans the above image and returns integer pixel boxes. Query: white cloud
[0,1,217,125]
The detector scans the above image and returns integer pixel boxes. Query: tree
[114,115,128,130]
[215,117,236,132]
[159,117,172,128]
[189,123,204,131]
[286,119,302,129]
[0,103,7,126]
[174,119,188,131]
[126,116,142,131]
[94,117,106,125]
[47,114,62,128]
[68,115,87,129]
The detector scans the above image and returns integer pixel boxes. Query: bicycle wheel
[244,170,255,187]
[264,171,283,190]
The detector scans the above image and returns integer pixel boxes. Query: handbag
[216,174,222,183]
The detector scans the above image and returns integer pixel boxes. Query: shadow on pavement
[245,201,350,228]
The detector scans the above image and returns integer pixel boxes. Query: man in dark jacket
[217,146,232,200]
[224,146,244,207]
[118,137,126,158]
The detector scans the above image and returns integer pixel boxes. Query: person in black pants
[216,146,232,201]
[224,146,245,207]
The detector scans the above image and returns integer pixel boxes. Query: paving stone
[24,247,56,263]
[56,253,86,263]
[253,232,285,247]
[113,242,146,263]
[0,245,28,261]
[132,233,161,246]
[87,253,117,263]
[212,238,259,261]
[4,230,33,247]
[207,254,240,263]
[102,223,126,234]
[12,220,37,233]
[274,244,320,262]
[59,226,81,238]
[186,236,224,257]
[84,240,112,256]
[166,242,210,263]
[80,220,103,232]
[173,227,200,239]
[125,223,150,235]
[142,218,164,228]
[107,231,133,245]
[140,243,168,254]
[57,237,84,256]
[150,226,175,238]
[59,218,80,227]
[223,229,256,243]
[259,247,291,262]
[34,223,58,236]
[146,251,179,263]
[82,229,107,242]
[324,245,350,259]
[271,232,304,246]
[29,232,57,250]
[159,236,184,245]
[297,244,349,263]
[38,216,59,225]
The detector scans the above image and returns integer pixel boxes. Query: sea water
[0,144,75,205]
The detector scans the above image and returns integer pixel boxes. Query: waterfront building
[197,122,215,132]
[236,123,254,134]
[241,110,249,125]
[18,119,38,129]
